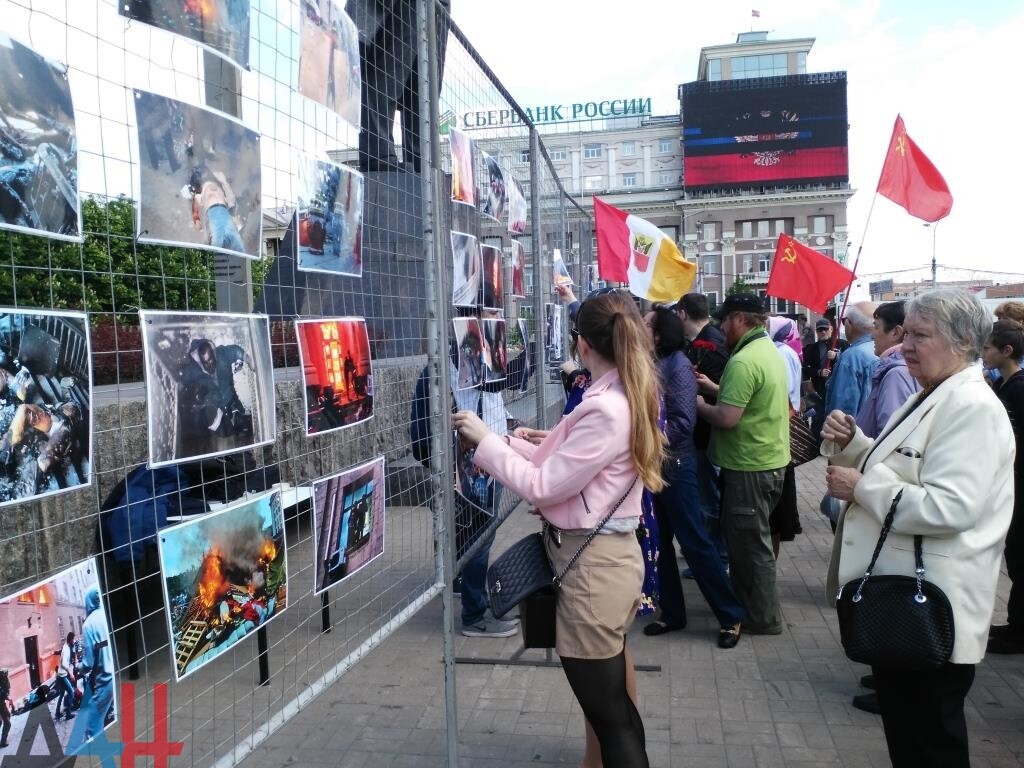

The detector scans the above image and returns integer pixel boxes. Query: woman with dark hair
[642,306,746,647]
[856,301,920,439]
[454,289,665,767]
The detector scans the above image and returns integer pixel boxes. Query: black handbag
[789,412,819,466]
[835,490,955,670]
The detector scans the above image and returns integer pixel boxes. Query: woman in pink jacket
[454,289,665,767]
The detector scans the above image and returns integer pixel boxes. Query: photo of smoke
[0,34,80,242]
[510,239,526,298]
[140,310,275,467]
[480,151,505,223]
[506,173,527,234]
[454,430,493,517]
[544,302,564,365]
[481,318,507,383]
[552,248,573,288]
[0,310,91,508]
[295,317,373,437]
[480,244,504,311]
[453,317,482,391]
[451,231,481,308]
[119,0,251,70]
[295,154,363,275]
[448,128,475,206]
[312,456,385,595]
[158,490,286,682]
[298,0,360,128]
[134,90,262,259]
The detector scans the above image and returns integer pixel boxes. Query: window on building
[731,53,789,79]
[549,147,566,161]
[756,220,770,238]
[774,219,788,235]
[622,173,637,188]
[758,254,771,272]
[708,58,722,81]
[707,291,719,308]
[740,221,753,239]
[743,255,753,273]
[517,148,530,164]
[659,226,678,243]
[658,137,673,153]
[810,215,831,234]
[583,143,602,159]
[797,51,807,74]
[702,255,717,273]
[700,222,718,241]
[659,171,676,185]
[584,175,603,190]
[621,141,636,156]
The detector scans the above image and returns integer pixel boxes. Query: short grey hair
[906,288,990,361]
[842,305,874,334]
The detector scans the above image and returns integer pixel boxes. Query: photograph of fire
[296,317,373,436]
[158,490,287,682]
[480,244,503,311]
[448,128,475,206]
[119,0,251,70]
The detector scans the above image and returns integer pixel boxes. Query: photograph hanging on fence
[158,490,287,682]
[140,311,275,467]
[582,263,599,294]
[507,173,527,234]
[454,430,493,516]
[510,239,526,298]
[552,248,573,288]
[480,244,504,311]
[295,317,373,437]
[451,231,481,307]
[544,302,564,365]
[298,0,360,128]
[0,558,117,758]
[517,317,532,391]
[481,318,507,383]
[312,456,386,594]
[295,154,363,275]
[448,128,475,206]
[480,151,505,222]
[453,317,483,390]
[134,90,262,259]
[0,34,81,242]
[119,0,251,69]
[0,309,91,508]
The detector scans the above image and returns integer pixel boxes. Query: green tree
[726,275,752,297]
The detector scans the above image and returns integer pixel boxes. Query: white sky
[450,0,1024,285]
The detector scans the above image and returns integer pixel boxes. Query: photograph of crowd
[481,318,507,383]
[140,311,275,467]
[507,174,527,234]
[119,0,251,70]
[296,317,373,436]
[312,456,386,594]
[452,317,482,390]
[450,231,481,308]
[158,490,287,681]
[0,558,116,758]
[0,34,80,241]
[0,310,91,508]
[134,90,262,259]
[480,244,504,311]
[454,430,492,516]
[448,128,475,206]
[298,0,360,128]
[480,151,505,223]
[552,248,573,288]
[296,154,363,275]
[510,240,526,298]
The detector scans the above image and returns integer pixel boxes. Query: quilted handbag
[789,412,819,466]
[835,490,955,670]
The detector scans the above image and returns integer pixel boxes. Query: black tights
[561,651,648,767]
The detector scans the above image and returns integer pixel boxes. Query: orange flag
[766,234,855,313]
[876,115,953,222]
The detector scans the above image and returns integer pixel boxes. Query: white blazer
[823,365,1014,664]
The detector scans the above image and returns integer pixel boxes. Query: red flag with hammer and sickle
[766,234,855,313]
[876,114,953,222]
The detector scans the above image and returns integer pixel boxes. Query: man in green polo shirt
[696,293,790,639]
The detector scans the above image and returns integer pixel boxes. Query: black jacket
[802,338,848,399]
[685,323,728,451]
[995,370,1024,514]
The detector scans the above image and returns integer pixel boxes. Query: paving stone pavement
[236,459,1024,767]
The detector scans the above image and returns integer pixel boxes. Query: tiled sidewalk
[237,460,1024,767]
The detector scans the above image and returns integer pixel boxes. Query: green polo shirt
[709,327,791,471]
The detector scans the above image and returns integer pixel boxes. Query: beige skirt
[544,529,644,659]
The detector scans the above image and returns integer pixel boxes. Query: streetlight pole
[927,222,938,288]
[678,208,707,292]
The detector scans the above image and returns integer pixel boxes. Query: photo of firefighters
[0,558,117,757]
[295,154,363,275]
[480,244,504,311]
[506,173,527,234]
[452,317,482,391]
[448,128,475,206]
[451,231,481,308]
[0,34,80,241]
[119,0,251,70]
[140,311,275,467]
[134,90,262,259]
[454,430,493,516]
[510,239,526,298]
[552,248,573,289]
[298,0,360,128]
[481,318,507,383]
[480,151,505,223]
[0,310,91,508]
[296,317,373,437]
[158,490,287,682]
[312,456,386,595]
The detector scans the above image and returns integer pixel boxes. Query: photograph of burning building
[480,244,503,311]
[119,0,251,70]
[140,310,275,467]
[295,317,373,436]
[0,309,91,508]
[0,558,117,758]
[158,490,286,682]
[295,154,363,276]
[298,0,360,128]
[312,456,385,594]
[0,34,80,241]
[134,89,262,259]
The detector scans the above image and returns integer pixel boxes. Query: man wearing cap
[823,302,878,419]
[803,318,847,441]
[696,293,790,640]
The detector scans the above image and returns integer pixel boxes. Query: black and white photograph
[0,34,80,241]
[517,317,532,392]
[452,317,482,391]
[296,154,363,276]
[0,309,91,508]
[480,244,504,311]
[480,151,505,223]
[544,302,564,365]
[140,310,275,467]
[481,318,507,383]
[451,231,481,308]
[119,0,251,70]
[507,173,527,234]
[298,0,361,128]
[134,90,262,259]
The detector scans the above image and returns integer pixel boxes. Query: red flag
[752,9,760,17]
[876,115,952,222]
[766,234,855,313]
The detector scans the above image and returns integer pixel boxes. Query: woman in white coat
[821,289,1014,768]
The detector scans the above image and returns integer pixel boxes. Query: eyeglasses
[584,286,620,302]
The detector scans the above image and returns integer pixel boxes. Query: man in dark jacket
[802,318,847,440]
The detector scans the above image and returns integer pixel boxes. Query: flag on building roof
[752,9,760,17]
[594,197,696,303]
[876,114,953,222]
[766,234,855,313]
